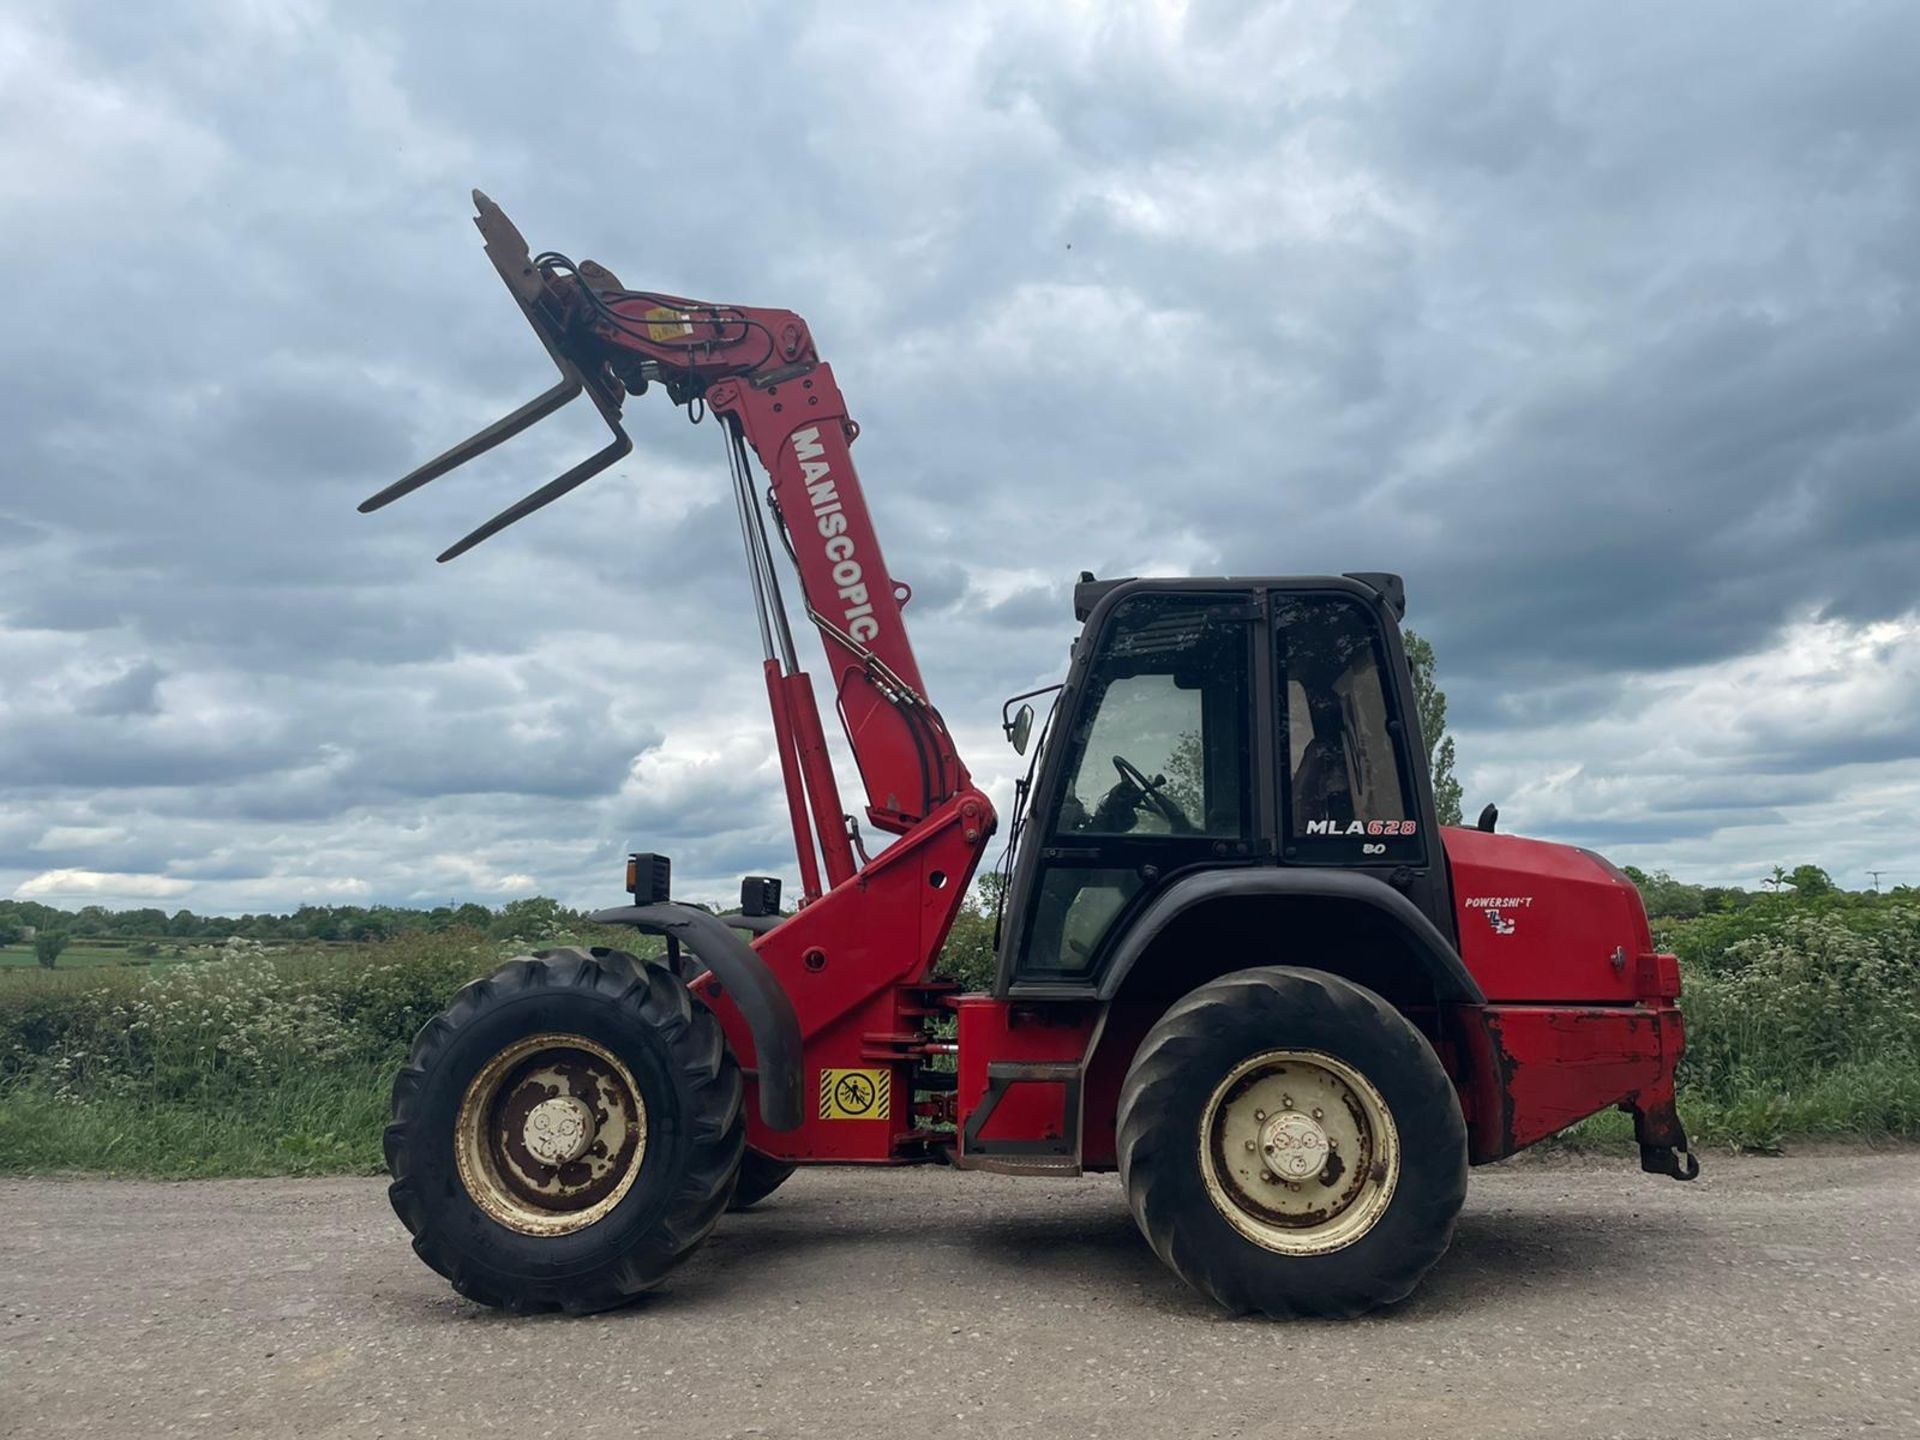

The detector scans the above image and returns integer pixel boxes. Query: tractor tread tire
[385,946,744,1314]
[728,1147,798,1211]
[1117,965,1467,1319]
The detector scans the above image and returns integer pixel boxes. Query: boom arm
[361,193,970,895]
[709,366,967,835]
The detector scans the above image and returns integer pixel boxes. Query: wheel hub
[1260,1109,1330,1181]
[1199,1049,1399,1256]
[454,1033,648,1237]
[522,1094,596,1166]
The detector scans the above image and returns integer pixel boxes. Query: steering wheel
[1111,754,1196,834]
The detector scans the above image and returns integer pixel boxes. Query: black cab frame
[996,573,1464,999]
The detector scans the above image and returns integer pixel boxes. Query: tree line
[1622,863,1911,922]
[0,895,582,950]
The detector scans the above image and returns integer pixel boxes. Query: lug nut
[1254,1109,1266,1121]
[1311,1107,1324,1120]
[1244,1139,1256,1152]
[1281,1095,1293,1110]
[1327,1138,1338,1150]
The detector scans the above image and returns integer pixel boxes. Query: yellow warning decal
[818,1068,890,1121]
[641,306,693,342]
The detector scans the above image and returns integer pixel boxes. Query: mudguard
[588,902,804,1130]
[1093,869,1485,1004]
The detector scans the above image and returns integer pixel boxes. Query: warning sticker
[818,1068,890,1121]
[641,306,694,342]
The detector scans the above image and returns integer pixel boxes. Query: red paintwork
[1449,1002,1686,1162]
[551,278,994,1160]
[778,667,857,888]
[538,281,969,837]
[1440,825,1686,1161]
[1442,827,1653,1003]
[708,368,966,839]
[762,660,822,902]
[980,826,1692,1170]
[696,789,993,1163]
[550,268,1684,1172]
[954,999,1097,1158]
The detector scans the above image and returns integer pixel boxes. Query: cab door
[1271,589,1453,932]
[1009,592,1258,988]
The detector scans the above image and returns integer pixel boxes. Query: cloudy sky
[4,1,1918,913]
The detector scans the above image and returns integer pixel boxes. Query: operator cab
[997,574,1448,994]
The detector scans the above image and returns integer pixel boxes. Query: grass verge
[0,1064,392,1177]
[1563,1056,1920,1154]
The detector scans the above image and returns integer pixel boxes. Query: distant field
[0,938,364,973]
[0,943,151,971]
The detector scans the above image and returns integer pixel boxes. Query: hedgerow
[2,894,1915,1174]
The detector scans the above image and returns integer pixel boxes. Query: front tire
[384,946,745,1313]
[1117,966,1466,1318]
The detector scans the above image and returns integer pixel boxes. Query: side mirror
[1006,702,1035,755]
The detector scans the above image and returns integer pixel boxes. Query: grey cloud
[0,515,47,549]
[1546,812,1784,848]
[81,662,165,717]
[0,718,302,790]
[982,584,1067,630]
[4,2,1920,909]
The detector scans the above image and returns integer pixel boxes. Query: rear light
[1635,951,1681,1000]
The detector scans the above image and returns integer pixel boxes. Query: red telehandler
[363,194,1697,1318]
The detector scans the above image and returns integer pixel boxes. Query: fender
[588,902,804,1130]
[1093,869,1485,1004]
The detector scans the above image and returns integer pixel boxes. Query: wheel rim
[1198,1048,1399,1256]
[454,1032,648,1237]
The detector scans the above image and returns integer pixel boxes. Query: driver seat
[1293,736,1354,825]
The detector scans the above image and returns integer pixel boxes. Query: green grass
[0,943,146,971]
[0,927,661,1178]
[0,1063,392,1177]
[1561,1057,1920,1154]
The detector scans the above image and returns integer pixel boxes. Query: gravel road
[3,1151,1916,1439]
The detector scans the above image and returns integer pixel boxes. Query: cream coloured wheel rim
[1199,1048,1399,1256]
[454,1032,648,1237]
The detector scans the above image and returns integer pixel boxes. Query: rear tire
[384,946,745,1313]
[1117,966,1466,1318]
[728,1147,797,1211]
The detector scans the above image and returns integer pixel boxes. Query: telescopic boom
[361,193,972,896]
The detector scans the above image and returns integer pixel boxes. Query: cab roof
[1071,571,1406,623]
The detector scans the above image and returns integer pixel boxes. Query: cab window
[1018,595,1251,980]
[1053,599,1248,840]
[1277,594,1418,856]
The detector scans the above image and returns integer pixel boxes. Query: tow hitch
[1640,1143,1701,1181]
[1631,1093,1701,1182]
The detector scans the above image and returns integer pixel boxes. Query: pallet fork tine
[434,428,632,563]
[358,189,631,560]
[357,377,581,516]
